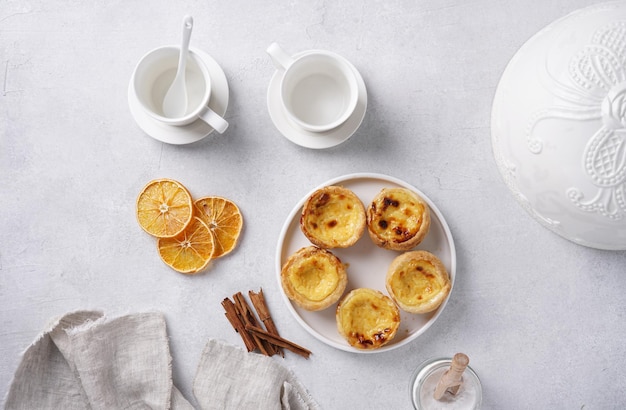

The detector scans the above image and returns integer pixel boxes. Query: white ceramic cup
[132,46,228,133]
[267,42,359,133]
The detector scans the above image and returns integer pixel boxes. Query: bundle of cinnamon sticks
[222,289,311,359]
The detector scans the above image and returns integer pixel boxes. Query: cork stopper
[433,353,470,400]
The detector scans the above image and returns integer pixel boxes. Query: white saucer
[267,52,367,149]
[128,47,229,145]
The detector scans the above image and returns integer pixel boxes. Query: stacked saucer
[128,47,229,145]
[266,44,368,149]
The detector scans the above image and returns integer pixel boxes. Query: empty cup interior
[281,54,357,130]
[133,47,209,120]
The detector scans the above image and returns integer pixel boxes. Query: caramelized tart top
[386,250,450,314]
[281,246,348,311]
[336,288,400,350]
[300,186,366,249]
[367,187,430,251]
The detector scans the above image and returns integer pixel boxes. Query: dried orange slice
[194,196,243,258]
[157,217,215,274]
[136,179,194,238]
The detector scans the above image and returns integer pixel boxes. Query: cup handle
[266,42,294,70]
[198,108,229,134]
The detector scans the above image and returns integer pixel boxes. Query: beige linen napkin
[194,339,318,410]
[5,311,319,410]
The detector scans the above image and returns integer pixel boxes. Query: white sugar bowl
[492,1,626,250]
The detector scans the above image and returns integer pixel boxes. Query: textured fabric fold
[171,386,196,410]
[5,310,103,410]
[192,339,319,410]
[5,312,318,410]
[64,312,173,410]
[5,311,185,410]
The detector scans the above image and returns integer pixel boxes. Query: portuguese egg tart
[335,288,400,350]
[386,250,451,314]
[367,187,431,251]
[281,246,348,311]
[300,186,366,248]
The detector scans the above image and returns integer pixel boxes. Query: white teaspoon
[162,15,194,118]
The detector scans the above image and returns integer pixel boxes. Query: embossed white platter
[491,1,626,249]
[275,173,456,353]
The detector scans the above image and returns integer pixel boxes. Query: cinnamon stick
[222,289,313,359]
[233,292,276,356]
[221,297,257,352]
[245,324,311,359]
[249,289,284,357]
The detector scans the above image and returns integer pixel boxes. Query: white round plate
[267,52,368,149]
[275,173,456,353]
[128,47,229,145]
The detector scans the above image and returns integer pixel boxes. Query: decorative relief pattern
[527,21,626,220]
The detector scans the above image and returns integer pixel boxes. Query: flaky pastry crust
[335,288,400,350]
[281,246,348,311]
[300,186,366,249]
[385,250,451,314]
[367,187,431,251]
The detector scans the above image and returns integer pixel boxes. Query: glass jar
[409,357,482,409]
